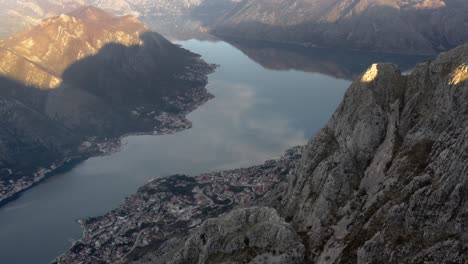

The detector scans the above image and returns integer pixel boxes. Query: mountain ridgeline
[0,0,242,40]
[0,7,215,205]
[1,0,467,54]
[0,6,149,89]
[213,0,468,55]
[57,44,468,263]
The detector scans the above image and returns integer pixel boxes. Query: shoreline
[0,59,217,209]
[54,147,303,263]
[0,96,212,208]
[0,157,87,208]
[212,32,438,56]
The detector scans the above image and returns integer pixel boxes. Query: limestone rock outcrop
[281,43,468,263]
[136,207,305,264]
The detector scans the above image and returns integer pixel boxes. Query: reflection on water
[221,36,433,80]
[0,39,426,264]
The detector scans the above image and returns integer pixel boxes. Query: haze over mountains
[0,0,85,38]
[87,0,242,39]
[0,7,214,205]
[1,0,467,54]
[0,0,241,40]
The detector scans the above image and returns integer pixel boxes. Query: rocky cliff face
[0,7,215,206]
[145,207,305,264]
[57,43,468,263]
[279,42,468,263]
[214,0,468,54]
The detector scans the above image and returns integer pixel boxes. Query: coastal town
[54,147,302,263]
[0,58,216,207]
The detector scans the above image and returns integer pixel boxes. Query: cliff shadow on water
[0,31,215,205]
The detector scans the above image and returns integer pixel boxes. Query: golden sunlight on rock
[361,64,379,83]
[0,6,147,89]
[450,64,468,85]
[413,0,446,10]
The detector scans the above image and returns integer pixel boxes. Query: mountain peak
[0,6,148,89]
[68,5,116,21]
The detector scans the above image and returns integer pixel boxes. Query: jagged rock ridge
[57,43,468,263]
[280,43,468,263]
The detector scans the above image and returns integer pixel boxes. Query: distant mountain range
[213,0,468,54]
[0,0,85,38]
[0,6,215,205]
[0,0,241,40]
[1,0,466,54]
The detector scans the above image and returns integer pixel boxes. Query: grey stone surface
[281,44,468,263]
[135,207,305,264]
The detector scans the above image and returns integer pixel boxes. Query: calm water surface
[0,39,426,264]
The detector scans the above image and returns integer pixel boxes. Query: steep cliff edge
[56,44,468,263]
[281,43,468,263]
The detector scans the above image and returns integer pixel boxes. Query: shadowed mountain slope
[0,6,148,88]
[214,0,468,54]
[0,7,215,206]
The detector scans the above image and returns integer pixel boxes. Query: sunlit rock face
[280,43,468,263]
[0,6,147,89]
[0,0,85,38]
[214,0,468,54]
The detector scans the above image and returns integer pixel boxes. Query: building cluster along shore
[0,59,216,207]
[54,147,302,263]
